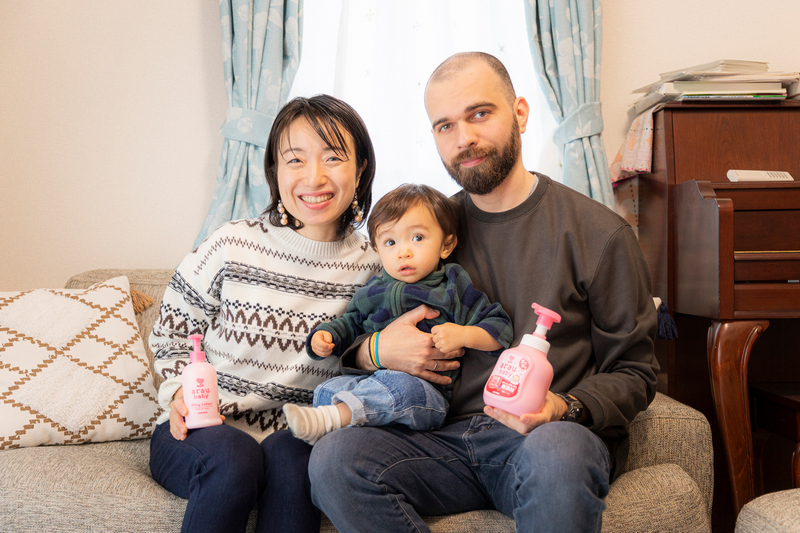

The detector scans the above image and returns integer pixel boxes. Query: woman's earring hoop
[277,200,288,226]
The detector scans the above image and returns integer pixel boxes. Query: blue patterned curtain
[524,0,613,208]
[194,0,303,248]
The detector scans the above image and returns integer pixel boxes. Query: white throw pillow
[0,276,160,449]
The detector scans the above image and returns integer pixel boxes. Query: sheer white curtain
[289,0,559,207]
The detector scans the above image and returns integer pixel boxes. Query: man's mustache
[452,146,495,166]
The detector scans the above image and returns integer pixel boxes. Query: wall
[0,1,226,290]
[601,0,800,162]
[2,0,799,291]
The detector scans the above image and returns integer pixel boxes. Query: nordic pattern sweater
[150,218,381,442]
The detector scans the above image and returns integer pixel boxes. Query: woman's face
[277,118,363,242]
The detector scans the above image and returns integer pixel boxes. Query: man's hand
[311,330,335,357]
[483,391,569,435]
[369,305,463,385]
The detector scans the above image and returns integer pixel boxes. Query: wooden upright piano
[673,179,800,515]
[638,102,800,527]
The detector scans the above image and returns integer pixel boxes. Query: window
[289,0,560,205]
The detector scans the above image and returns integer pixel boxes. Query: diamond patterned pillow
[0,276,160,449]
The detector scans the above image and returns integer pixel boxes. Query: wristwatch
[555,393,585,424]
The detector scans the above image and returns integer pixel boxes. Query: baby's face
[374,204,453,284]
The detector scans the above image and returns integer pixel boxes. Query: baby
[283,184,513,444]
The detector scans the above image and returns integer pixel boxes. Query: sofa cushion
[322,510,514,533]
[603,463,709,533]
[0,440,189,532]
[0,436,515,533]
[0,276,160,449]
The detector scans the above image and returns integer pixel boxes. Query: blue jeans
[314,370,449,430]
[149,423,319,533]
[309,417,610,532]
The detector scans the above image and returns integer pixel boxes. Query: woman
[148,95,382,533]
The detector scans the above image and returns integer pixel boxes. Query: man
[308,52,659,532]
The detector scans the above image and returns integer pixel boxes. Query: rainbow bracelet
[370,332,384,369]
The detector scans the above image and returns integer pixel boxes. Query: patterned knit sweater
[150,217,381,442]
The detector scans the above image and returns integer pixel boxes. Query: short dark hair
[367,184,458,250]
[264,95,376,237]
[427,52,516,105]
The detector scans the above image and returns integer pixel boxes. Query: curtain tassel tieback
[553,102,604,147]
[220,107,277,149]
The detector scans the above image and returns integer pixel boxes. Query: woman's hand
[374,305,463,385]
[483,391,568,435]
[168,386,225,440]
[169,387,189,441]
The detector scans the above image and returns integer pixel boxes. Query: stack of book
[631,60,800,114]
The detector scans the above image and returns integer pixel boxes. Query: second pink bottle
[483,303,561,417]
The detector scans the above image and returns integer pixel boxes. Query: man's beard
[443,119,521,196]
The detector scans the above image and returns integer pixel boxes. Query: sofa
[735,489,800,533]
[0,269,714,532]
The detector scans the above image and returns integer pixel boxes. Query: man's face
[425,62,523,196]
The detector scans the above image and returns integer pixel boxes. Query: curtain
[289,0,561,206]
[194,0,303,249]
[524,0,614,208]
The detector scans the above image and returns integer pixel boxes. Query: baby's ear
[440,234,457,259]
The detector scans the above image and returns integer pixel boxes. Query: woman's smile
[300,193,334,205]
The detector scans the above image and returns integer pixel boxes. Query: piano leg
[794,441,800,489]
[707,319,769,516]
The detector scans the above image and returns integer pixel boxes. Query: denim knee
[308,428,363,497]
[516,421,610,502]
[150,423,265,532]
[260,429,312,479]
[188,425,265,492]
[502,422,610,532]
[523,422,609,473]
[257,430,319,533]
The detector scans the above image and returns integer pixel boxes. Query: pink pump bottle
[483,303,561,417]
[182,334,222,429]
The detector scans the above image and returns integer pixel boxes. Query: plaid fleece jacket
[306,263,514,372]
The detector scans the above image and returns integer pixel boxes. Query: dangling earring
[277,199,288,226]
[351,194,363,223]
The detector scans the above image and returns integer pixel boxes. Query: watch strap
[555,392,584,423]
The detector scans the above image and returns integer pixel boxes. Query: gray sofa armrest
[623,392,714,520]
[735,489,800,533]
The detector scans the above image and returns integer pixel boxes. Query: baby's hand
[431,323,465,354]
[311,330,335,357]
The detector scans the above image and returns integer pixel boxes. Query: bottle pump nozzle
[530,303,561,339]
[188,334,205,363]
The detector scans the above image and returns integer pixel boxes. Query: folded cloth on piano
[610,107,656,185]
